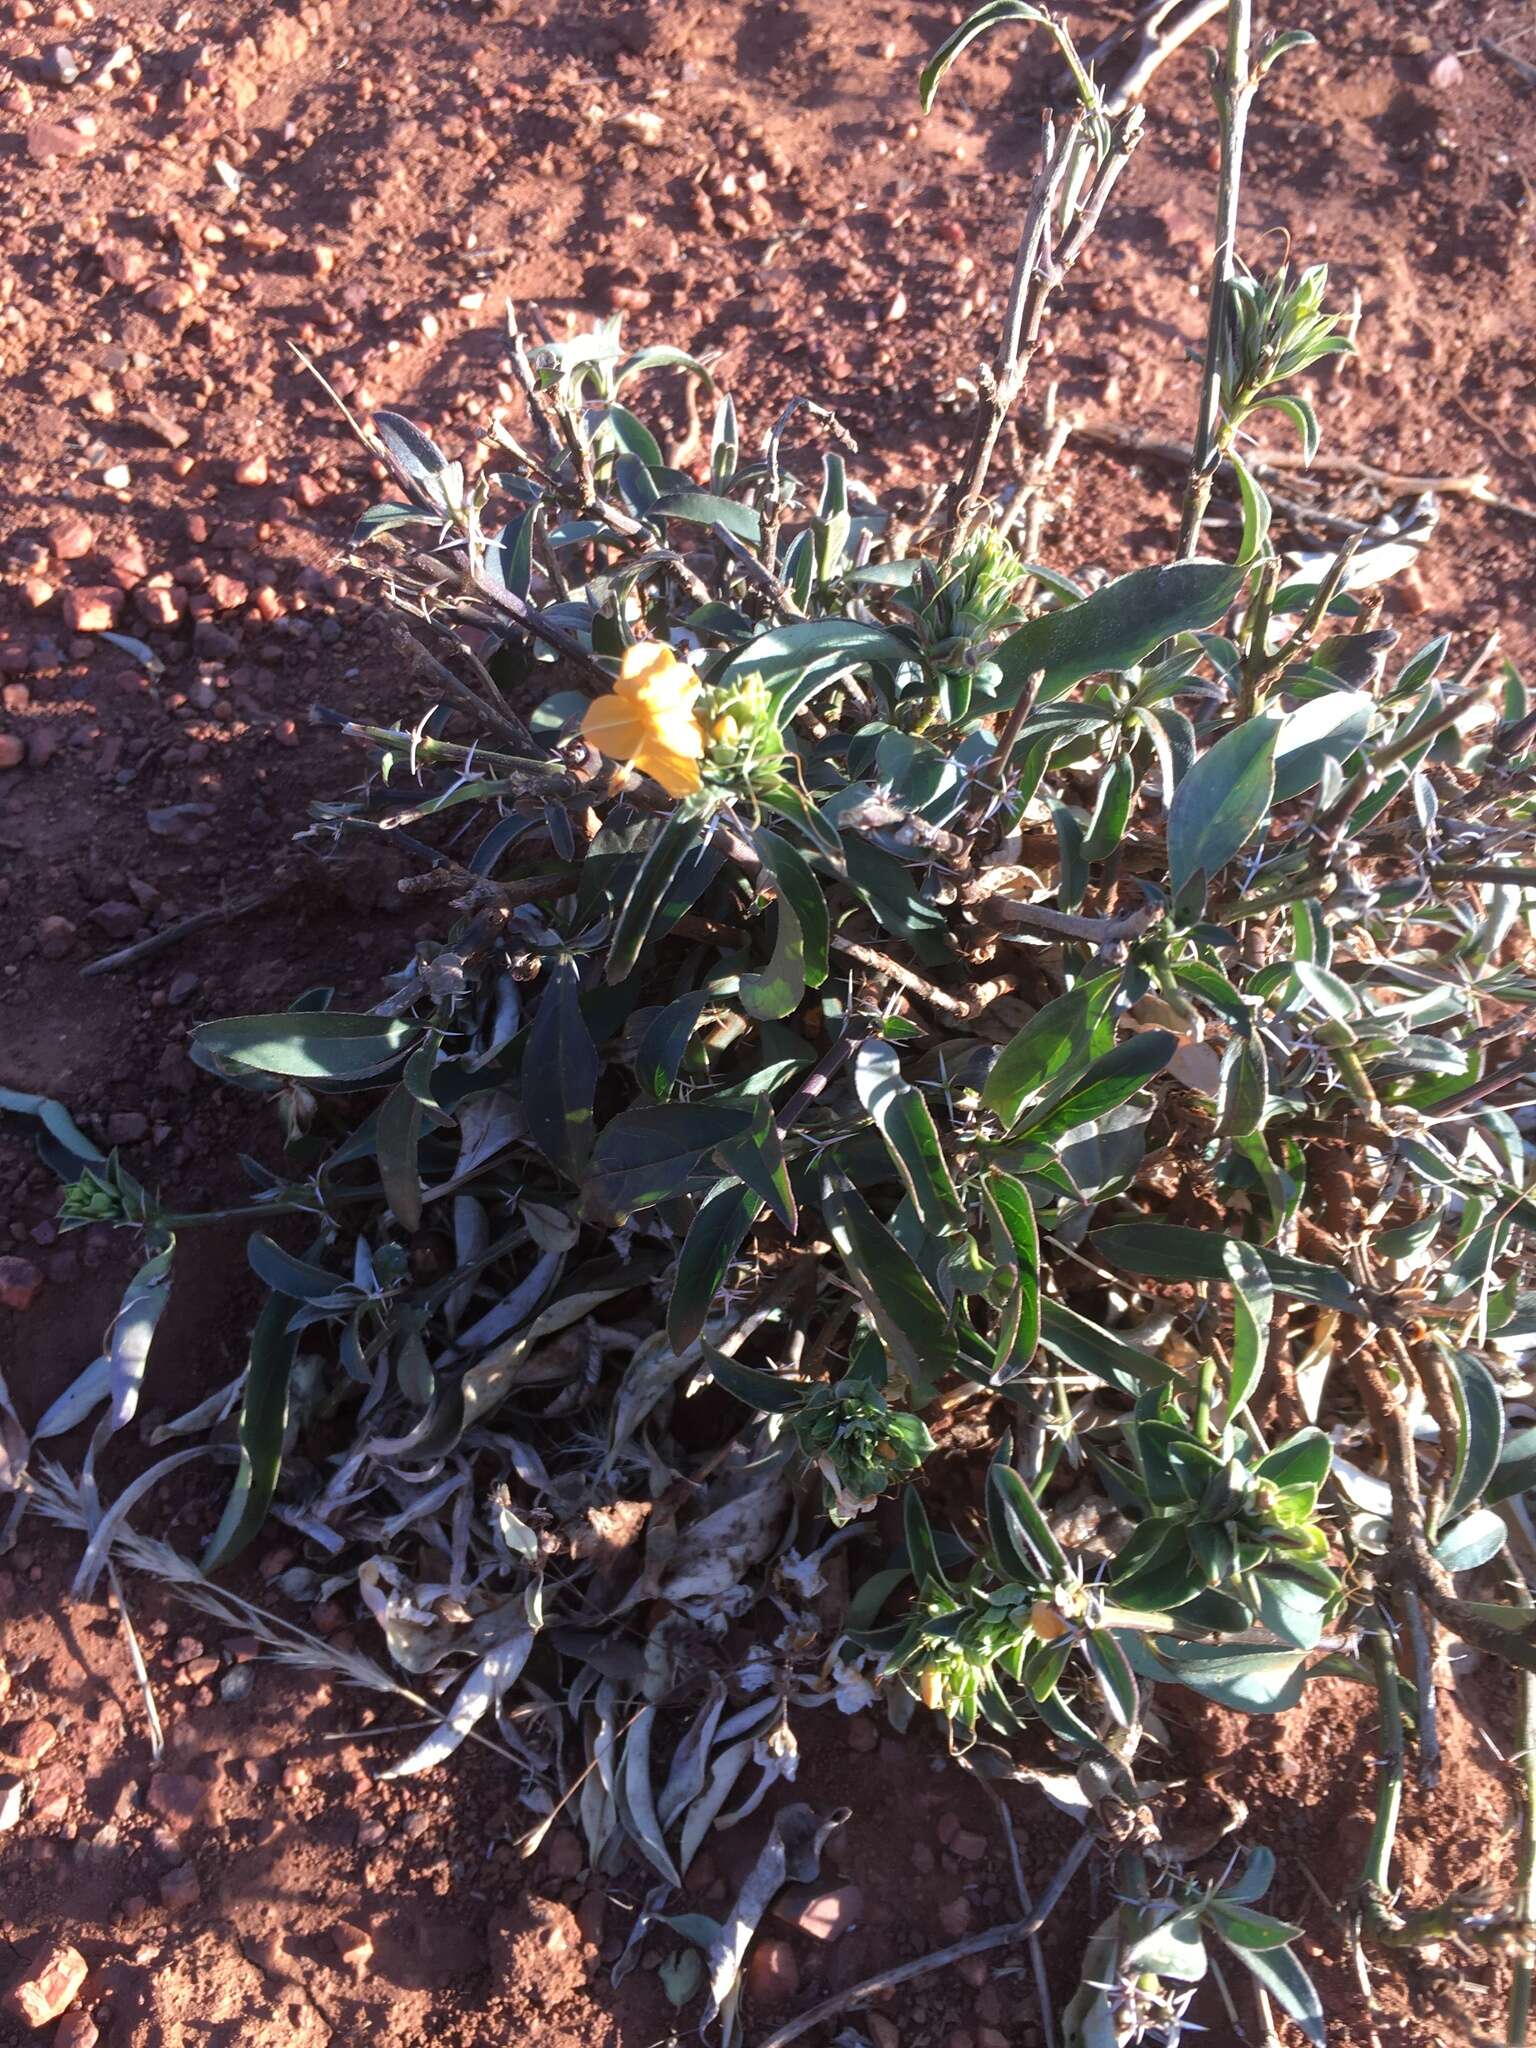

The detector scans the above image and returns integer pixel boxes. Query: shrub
[16,2,1536,2040]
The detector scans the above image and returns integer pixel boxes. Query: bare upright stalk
[1175,0,1256,560]
[942,107,1144,562]
[1511,1584,1536,2048]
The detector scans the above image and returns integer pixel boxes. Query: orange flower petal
[634,734,703,797]
[581,692,647,759]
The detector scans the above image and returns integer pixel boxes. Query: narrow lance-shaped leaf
[1222,1238,1273,1415]
[202,1290,301,1571]
[524,957,598,1180]
[989,561,1248,709]
[741,830,828,1022]
[822,1179,957,1403]
[855,1039,966,1237]
[981,970,1120,1129]
[1167,716,1279,904]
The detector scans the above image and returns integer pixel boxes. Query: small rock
[54,2014,99,2048]
[1426,51,1463,88]
[845,1715,878,1753]
[145,1772,215,1830]
[2,1942,88,2027]
[0,1261,46,1312]
[0,1776,25,1831]
[8,1719,56,1764]
[26,119,91,161]
[218,1667,254,1704]
[542,1827,585,1880]
[331,1921,373,1981]
[613,106,665,145]
[61,588,122,634]
[233,454,269,487]
[949,1828,989,1863]
[0,735,24,771]
[105,1113,148,1146]
[41,45,81,83]
[89,903,143,942]
[976,2031,1009,2048]
[166,970,201,1006]
[869,2019,900,2048]
[773,1884,864,1943]
[885,289,907,323]
[745,1937,800,2007]
[36,916,77,961]
[938,1895,972,1938]
[47,516,94,561]
[158,1863,200,1910]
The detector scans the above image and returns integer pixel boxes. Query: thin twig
[81,877,300,977]
[829,933,1010,1021]
[1176,0,1255,560]
[1103,0,1226,114]
[754,1833,1094,2048]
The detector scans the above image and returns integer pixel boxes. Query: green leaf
[1038,1298,1176,1391]
[1167,717,1278,902]
[588,1102,756,1217]
[985,1172,1040,1372]
[1083,1628,1139,1729]
[1230,450,1272,566]
[1125,1909,1207,1982]
[823,1180,957,1403]
[904,1484,950,1591]
[247,1234,345,1303]
[636,990,717,1101]
[1488,1424,1536,1506]
[989,561,1247,709]
[714,1106,796,1232]
[0,1085,106,1167]
[525,958,598,1180]
[1213,1931,1325,2046]
[919,0,1051,109]
[1092,1222,1358,1311]
[606,807,708,985]
[1216,1031,1269,1136]
[1445,1347,1506,1524]
[1205,1902,1303,1953]
[650,488,761,544]
[1272,691,1373,801]
[705,1348,806,1415]
[376,1082,426,1232]
[1013,1031,1176,1143]
[195,1012,420,1081]
[987,1461,1068,1578]
[720,619,918,708]
[202,1291,300,1571]
[1223,1239,1273,1414]
[981,971,1120,1128]
[668,1182,759,1352]
[855,1040,966,1237]
[741,830,828,1021]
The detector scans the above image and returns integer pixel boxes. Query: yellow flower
[582,640,704,798]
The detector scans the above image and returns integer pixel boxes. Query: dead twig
[754,1833,1094,2048]
[81,877,301,978]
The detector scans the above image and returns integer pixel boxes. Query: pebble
[0,1258,45,1310]
[88,901,142,940]
[7,1719,56,1764]
[55,2015,99,2048]
[950,1828,988,1863]
[40,45,80,83]
[868,2020,900,2048]
[36,916,77,960]
[47,516,94,561]
[60,588,122,634]
[845,1715,878,1753]
[938,1895,972,1938]
[218,1666,254,1704]
[745,1937,800,2007]
[233,454,269,487]
[26,118,91,161]
[2,1942,88,2027]
[0,735,24,771]
[106,1113,148,1146]
[145,1772,215,1830]
[331,1921,373,1981]
[158,1863,200,1909]
[1426,51,1463,88]
[773,1884,864,1943]
[0,1775,25,1832]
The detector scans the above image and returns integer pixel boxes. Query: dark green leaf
[202,1291,300,1571]
[1092,1222,1358,1311]
[636,990,717,1101]
[1038,1298,1175,1390]
[855,1040,966,1237]
[1167,717,1278,901]
[376,1082,426,1232]
[1214,1931,1324,2046]
[1014,1031,1176,1143]
[525,958,598,1179]
[989,561,1247,709]
[823,1180,957,1403]
[1445,1348,1506,1523]
[668,1182,759,1352]
[987,1461,1067,1579]
[981,971,1120,1128]
[588,1102,756,1217]
[742,830,828,1021]
[649,489,760,543]
[195,1012,420,1081]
